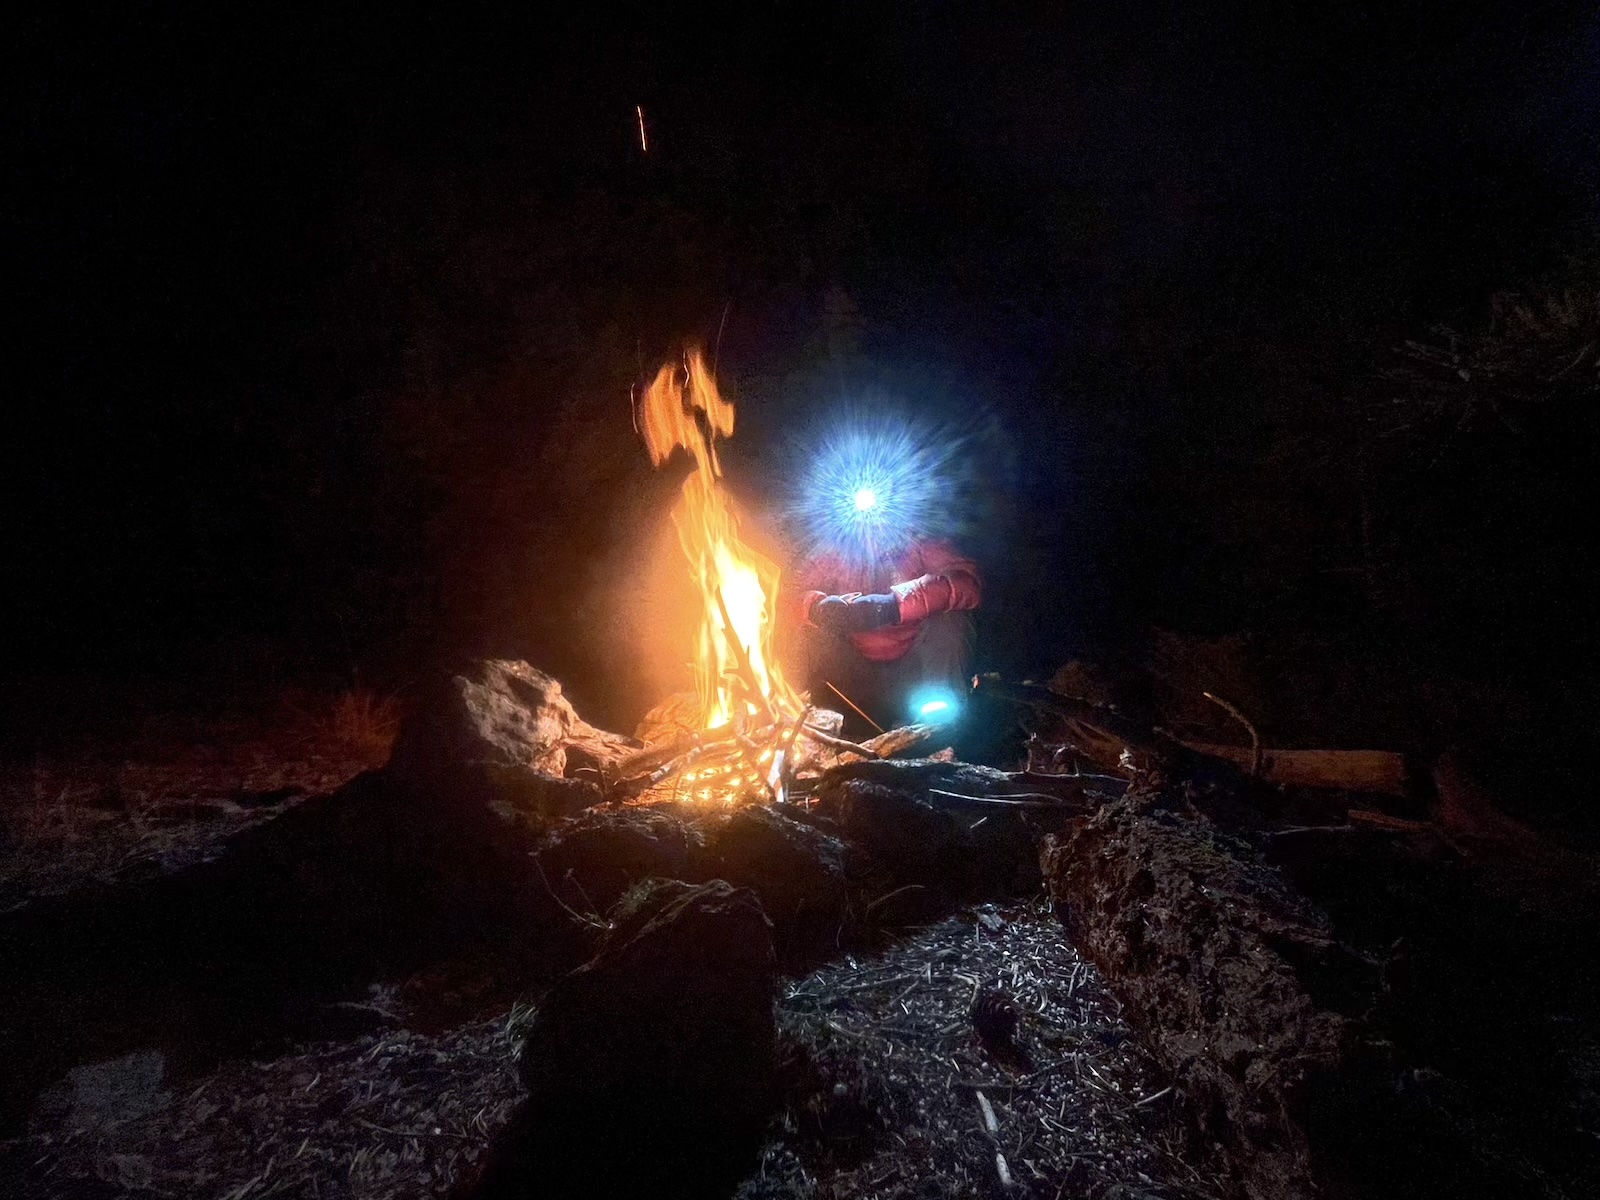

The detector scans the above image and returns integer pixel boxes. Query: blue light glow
[908,685,960,725]
[791,417,957,564]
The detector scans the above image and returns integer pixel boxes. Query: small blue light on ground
[919,699,951,716]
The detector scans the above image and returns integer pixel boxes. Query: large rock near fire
[389,660,636,822]
[698,804,850,969]
[369,659,647,943]
[474,880,777,1198]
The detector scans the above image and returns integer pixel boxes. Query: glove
[809,592,901,635]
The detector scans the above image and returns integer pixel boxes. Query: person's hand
[810,593,901,635]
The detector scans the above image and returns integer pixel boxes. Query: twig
[995,1151,1015,1190]
[802,723,882,758]
[824,680,886,734]
[976,1089,1001,1136]
[1015,769,1129,790]
[532,855,608,930]
[1266,824,1359,837]
[357,1118,474,1140]
[1347,809,1434,833]
[1203,691,1261,778]
[927,789,1090,809]
[864,883,927,918]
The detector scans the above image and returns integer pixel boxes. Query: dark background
[7,4,1599,813]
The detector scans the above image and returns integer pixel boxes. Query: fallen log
[1041,787,1382,1200]
[978,675,1413,799]
[1178,743,1411,796]
[473,879,779,1200]
[810,759,1123,896]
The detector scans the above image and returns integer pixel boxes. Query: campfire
[619,349,928,805]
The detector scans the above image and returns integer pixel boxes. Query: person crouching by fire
[774,415,984,734]
[786,536,981,735]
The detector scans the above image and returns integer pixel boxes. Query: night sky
[7,4,1598,736]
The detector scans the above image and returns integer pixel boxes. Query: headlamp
[795,419,946,562]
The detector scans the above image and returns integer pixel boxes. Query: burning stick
[715,587,773,725]
[607,727,749,797]
[767,705,813,804]
[609,731,714,784]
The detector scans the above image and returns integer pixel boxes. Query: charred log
[809,758,1110,897]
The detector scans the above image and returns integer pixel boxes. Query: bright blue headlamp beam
[793,419,956,562]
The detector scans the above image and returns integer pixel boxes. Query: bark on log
[1041,786,1382,1200]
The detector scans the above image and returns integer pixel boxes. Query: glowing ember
[640,349,798,733]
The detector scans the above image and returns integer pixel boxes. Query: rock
[388,659,637,825]
[519,877,776,1104]
[697,805,850,969]
[370,660,651,930]
[474,880,777,1199]
[534,807,704,916]
[633,690,701,748]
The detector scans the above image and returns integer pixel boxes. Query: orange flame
[640,349,796,729]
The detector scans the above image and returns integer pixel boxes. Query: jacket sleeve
[783,553,837,630]
[889,541,981,623]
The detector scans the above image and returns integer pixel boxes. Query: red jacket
[792,539,982,662]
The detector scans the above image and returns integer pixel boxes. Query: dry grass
[5,1009,528,1200]
[0,694,384,905]
[326,688,404,766]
